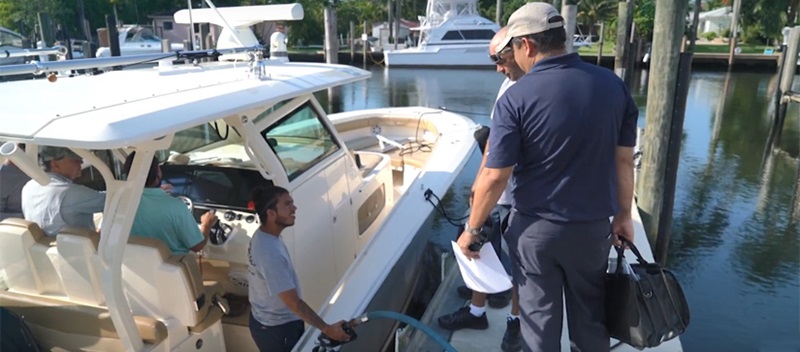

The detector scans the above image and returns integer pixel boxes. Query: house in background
[696,7,732,35]
[372,19,420,48]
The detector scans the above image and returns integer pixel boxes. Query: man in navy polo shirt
[455,2,638,351]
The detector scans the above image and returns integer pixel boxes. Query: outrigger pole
[0,46,264,77]
[2,45,68,59]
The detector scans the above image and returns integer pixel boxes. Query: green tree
[577,0,615,37]
[739,0,790,44]
[633,0,655,41]
[0,0,76,39]
[336,0,385,40]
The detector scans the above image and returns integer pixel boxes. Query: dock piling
[363,21,368,68]
[727,0,742,69]
[773,26,800,145]
[323,5,338,64]
[350,21,355,63]
[394,0,401,50]
[561,3,577,53]
[37,13,55,49]
[596,23,605,66]
[614,0,634,82]
[496,0,503,25]
[637,0,689,264]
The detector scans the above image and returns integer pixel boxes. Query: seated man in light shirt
[122,152,218,255]
[22,147,106,236]
[0,143,31,221]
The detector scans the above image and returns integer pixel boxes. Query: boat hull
[384,44,494,67]
[339,212,445,351]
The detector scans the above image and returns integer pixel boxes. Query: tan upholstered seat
[0,218,63,295]
[56,227,105,305]
[123,237,218,328]
[0,290,167,349]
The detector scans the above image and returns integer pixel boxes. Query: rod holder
[0,142,50,186]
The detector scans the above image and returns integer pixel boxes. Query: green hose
[362,310,457,352]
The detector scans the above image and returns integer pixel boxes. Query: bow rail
[0,46,264,77]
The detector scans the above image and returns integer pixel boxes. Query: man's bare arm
[615,146,634,216]
[611,146,635,245]
[278,289,350,341]
[278,289,327,330]
[471,141,490,204]
[458,166,513,258]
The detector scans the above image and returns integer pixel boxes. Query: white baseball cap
[495,2,564,52]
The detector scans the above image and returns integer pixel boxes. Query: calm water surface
[320,67,800,352]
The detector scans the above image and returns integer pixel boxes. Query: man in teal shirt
[123,152,217,255]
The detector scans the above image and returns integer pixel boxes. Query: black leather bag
[605,239,690,350]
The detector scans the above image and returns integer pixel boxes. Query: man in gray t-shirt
[247,186,349,352]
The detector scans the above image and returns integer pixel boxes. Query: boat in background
[95,25,185,57]
[384,0,499,67]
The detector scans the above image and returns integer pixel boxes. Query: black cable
[423,189,468,227]
[212,121,229,140]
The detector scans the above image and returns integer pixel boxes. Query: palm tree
[577,0,615,38]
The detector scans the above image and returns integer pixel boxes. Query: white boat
[96,25,186,58]
[0,4,478,352]
[384,0,500,67]
[0,26,28,66]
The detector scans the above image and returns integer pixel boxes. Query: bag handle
[613,237,649,270]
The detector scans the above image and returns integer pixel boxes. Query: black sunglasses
[489,46,512,64]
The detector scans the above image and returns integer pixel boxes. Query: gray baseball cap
[40,146,82,162]
[495,2,564,52]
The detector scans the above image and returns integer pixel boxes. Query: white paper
[451,241,513,294]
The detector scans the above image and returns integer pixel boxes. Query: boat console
[160,163,267,265]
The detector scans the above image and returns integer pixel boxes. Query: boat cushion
[0,290,167,344]
[55,227,104,305]
[0,218,62,295]
[123,237,211,327]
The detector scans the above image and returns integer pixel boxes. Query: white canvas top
[0,61,369,149]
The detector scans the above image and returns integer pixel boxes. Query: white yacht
[95,25,186,58]
[0,4,478,352]
[384,0,500,67]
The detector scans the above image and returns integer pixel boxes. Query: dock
[287,51,783,71]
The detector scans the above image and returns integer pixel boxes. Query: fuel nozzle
[315,321,359,351]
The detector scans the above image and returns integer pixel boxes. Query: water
[321,67,800,351]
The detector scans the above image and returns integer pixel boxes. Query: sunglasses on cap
[489,46,512,64]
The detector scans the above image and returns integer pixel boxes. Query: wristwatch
[464,222,482,236]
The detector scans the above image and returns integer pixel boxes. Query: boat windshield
[169,120,238,153]
[126,27,162,43]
